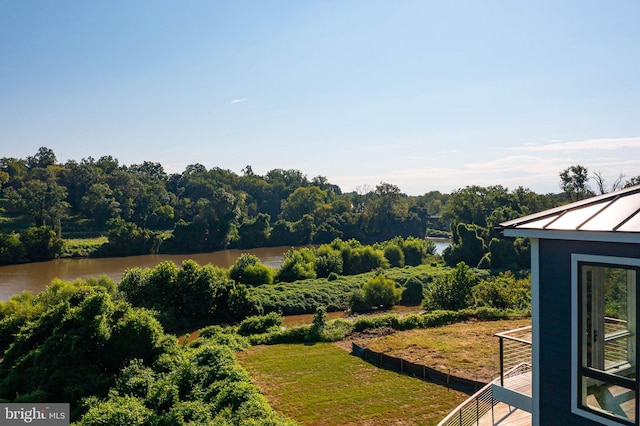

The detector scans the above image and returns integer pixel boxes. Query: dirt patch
[337,318,531,383]
[333,327,397,351]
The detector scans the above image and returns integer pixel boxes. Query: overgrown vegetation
[0,251,532,425]
[0,147,452,265]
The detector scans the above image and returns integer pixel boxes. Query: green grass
[62,236,108,257]
[237,342,467,426]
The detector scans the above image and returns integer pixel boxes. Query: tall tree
[559,165,592,201]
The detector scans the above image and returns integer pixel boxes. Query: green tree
[26,146,57,169]
[423,262,476,311]
[560,165,592,202]
[21,226,64,261]
[229,254,274,285]
[276,248,317,282]
[279,186,328,221]
[443,223,487,267]
[363,274,402,309]
[103,219,162,256]
[11,178,68,234]
[0,289,176,418]
[383,243,405,267]
[0,231,26,265]
[237,213,271,248]
[81,183,121,224]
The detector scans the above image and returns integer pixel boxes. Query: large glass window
[579,262,638,424]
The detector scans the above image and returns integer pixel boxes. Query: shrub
[383,244,405,268]
[423,262,476,311]
[363,274,402,309]
[314,246,344,277]
[402,237,431,266]
[400,276,424,305]
[230,253,274,285]
[472,272,531,310]
[276,248,316,282]
[238,312,283,336]
[349,289,368,313]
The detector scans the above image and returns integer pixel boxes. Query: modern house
[440,184,640,426]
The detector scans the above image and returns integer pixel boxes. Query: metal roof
[499,185,640,242]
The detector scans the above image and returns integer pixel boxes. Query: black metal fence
[351,342,487,395]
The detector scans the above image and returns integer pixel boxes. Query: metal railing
[437,380,497,426]
[438,326,533,426]
[496,325,532,387]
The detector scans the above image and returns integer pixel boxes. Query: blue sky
[1,1,639,195]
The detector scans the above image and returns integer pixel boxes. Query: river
[0,246,292,302]
[0,240,450,302]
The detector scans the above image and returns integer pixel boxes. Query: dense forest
[0,147,451,262]
[1,147,637,269]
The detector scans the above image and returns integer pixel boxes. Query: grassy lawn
[360,318,531,382]
[62,236,108,257]
[236,342,468,426]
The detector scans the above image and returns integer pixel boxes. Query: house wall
[538,238,640,425]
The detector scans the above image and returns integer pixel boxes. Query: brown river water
[0,246,294,301]
[0,240,449,302]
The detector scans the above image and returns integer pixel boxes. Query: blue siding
[538,239,640,425]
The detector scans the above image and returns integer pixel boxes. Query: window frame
[571,254,640,425]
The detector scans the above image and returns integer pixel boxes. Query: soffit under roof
[499,185,640,234]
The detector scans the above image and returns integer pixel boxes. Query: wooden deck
[478,403,531,426]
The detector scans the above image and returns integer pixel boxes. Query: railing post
[499,336,504,387]
[476,396,479,424]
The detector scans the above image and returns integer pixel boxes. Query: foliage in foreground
[0,285,293,425]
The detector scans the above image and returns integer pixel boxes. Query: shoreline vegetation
[0,237,532,424]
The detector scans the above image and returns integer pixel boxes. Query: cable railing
[496,325,532,387]
[437,380,497,426]
[438,326,533,426]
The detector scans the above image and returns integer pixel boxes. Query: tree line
[0,147,449,264]
[2,147,637,270]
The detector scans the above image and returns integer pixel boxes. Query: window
[574,256,639,424]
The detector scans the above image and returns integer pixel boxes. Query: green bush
[401,236,432,266]
[276,248,317,282]
[400,276,424,305]
[238,312,283,336]
[472,272,531,310]
[423,262,476,311]
[363,274,402,309]
[230,253,274,285]
[383,244,405,268]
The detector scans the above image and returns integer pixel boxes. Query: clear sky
[1,1,639,195]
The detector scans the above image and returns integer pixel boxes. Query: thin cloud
[230,98,248,104]
[511,137,640,152]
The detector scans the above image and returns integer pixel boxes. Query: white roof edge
[503,228,640,244]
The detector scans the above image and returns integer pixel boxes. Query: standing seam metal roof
[499,185,640,233]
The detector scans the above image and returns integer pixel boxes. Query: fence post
[499,337,504,387]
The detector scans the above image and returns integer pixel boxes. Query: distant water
[430,238,450,255]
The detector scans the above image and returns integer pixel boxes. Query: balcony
[438,325,532,426]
